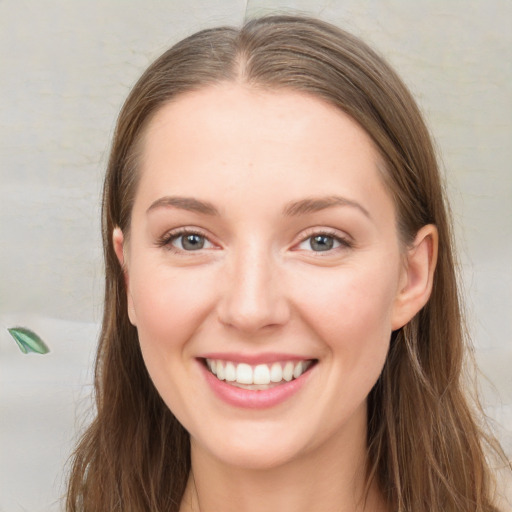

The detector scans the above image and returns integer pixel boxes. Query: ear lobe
[112,227,137,326]
[391,224,438,330]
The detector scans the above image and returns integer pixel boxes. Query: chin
[204,444,305,471]
[190,421,324,472]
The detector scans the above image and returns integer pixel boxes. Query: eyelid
[156,227,219,253]
[292,227,353,253]
[156,226,352,254]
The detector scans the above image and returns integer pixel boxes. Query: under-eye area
[200,358,318,389]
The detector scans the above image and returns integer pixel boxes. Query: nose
[217,244,290,335]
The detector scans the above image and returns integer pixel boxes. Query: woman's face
[116,84,426,470]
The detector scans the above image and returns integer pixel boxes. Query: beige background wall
[1,1,510,510]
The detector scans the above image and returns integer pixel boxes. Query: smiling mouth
[203,358,317,390]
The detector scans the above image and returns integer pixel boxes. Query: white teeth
[236,363,253,384]
[283,362,294,382]
[293,361,303,379]
[270,362,283,383]
[225,362,236,382]
[253,364,270,385]
[206,359,312,386]
[216,361,225,380]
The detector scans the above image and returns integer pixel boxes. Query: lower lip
[199,361,314,409]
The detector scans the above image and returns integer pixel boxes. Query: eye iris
[182,234,204,250]
[310,235,334,251]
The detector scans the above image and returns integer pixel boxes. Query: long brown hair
[66,15,509,511]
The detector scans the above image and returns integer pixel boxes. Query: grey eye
[176,233,206,250]
[309,235,335,251]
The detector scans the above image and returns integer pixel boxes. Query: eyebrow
[283,195,371,219]
[146,196,219,216]
[146,194,370,219]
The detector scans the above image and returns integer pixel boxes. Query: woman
[66,15,509,512]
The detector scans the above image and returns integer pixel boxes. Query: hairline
[119,80,406,250]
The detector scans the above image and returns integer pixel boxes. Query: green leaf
[8,327,50,354]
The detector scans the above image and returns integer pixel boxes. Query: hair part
[66,15,508,512]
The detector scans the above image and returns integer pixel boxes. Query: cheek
[127,262,219,416]
[288,260,399,357]
[129,262,218,351]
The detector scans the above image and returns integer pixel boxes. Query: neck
[180,426,388,512]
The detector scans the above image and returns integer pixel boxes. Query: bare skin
[179,419,389,512]
[114,84,437,512]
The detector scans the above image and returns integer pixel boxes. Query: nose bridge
[218,238,288,333]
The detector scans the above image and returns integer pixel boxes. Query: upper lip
[198,352,316,365]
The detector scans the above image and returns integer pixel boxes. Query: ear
[391,224,438,330]
[113,227,137,326]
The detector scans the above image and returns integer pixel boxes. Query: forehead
[143,84,379,164]
[134,84,394,222]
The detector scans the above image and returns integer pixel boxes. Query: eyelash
[156,228,353,254]
[295,228,353,254]
[156,228,214,254]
